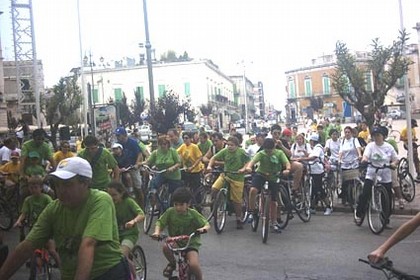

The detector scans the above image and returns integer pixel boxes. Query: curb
[325,205,420,216]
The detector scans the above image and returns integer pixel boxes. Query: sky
[1,0,420,111]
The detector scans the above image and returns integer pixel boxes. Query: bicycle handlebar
[359,257,420,279]
[151,230,207,252]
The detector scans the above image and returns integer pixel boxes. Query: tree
[199,103,213,116]
[131,89,147,125]
[160,50,178,63]
[45,74,83,149]
[331,30,412,128]
[148,90,192,134]
[115,93,132,127]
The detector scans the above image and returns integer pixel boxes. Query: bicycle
[355,163,393,235]
[359,257,420,280]
[152,230,207,280]
[397,157,416,202]
[128,245,147,280]
[322,158,342,209]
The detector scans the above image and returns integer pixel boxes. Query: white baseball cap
[50,157,92,179]
[111,143,123,149]
[309,133,319,142]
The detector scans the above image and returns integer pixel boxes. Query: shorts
[212,174,244,203]
[251,173,279,201]
[121,239,134,250]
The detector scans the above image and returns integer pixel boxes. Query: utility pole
[142,0,155,113]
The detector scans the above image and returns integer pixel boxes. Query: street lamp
[83,53,96,136]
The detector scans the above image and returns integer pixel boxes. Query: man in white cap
[0,157,129,280]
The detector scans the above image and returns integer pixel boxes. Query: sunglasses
[183,136,190,140]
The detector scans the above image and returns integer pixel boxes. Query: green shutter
[305,78,312,96]
[114,88,122,101]
[158,85,166,98]
[136,86,144,101]
[184,82,191,97]
[323,76,330,95]
[93,89,99,103]
[288,80,296,98]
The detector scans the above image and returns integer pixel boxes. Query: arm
[74,236,97,280]
[135,152,143,169]
[13,213,26,228]
[0,240,35,279]
[368,212,420,263]
[125,213,145,229]
[112,165,120,181]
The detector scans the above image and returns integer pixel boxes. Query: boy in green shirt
[206,136,250,229]
[245,138,291,232]
[152,187,210,280]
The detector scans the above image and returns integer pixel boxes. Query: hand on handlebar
[368,249,385,264]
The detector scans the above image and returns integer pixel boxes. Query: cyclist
[368,212,420,263]
[197,132,212,156]
[13,175,60,267]
[111,143,133,192]
[289,132,310,194]
[339,126,363,205]
[151,187,210,280]
[245,132,265,158]
[177,132,204,195]
[245,138,291,232]
[0,157,129,280]
[206,136,249,229]
[0,151,20,188]
[107,181,144,277]
[401,119,420,181]
[202,132,226,166]
[142,135,183,194]
[168,128,183,149]
[355,126,399,225]
[358,121,370,143]
[52,140,75,164]
[0,137,20,165]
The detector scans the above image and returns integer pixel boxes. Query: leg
[120,240,135,277]
[414,148,420,178]
[46,239,61,268]
[162,243,176,277]
[356,179,373,218]
[290,161,303,191]
[186,250,202,280]
[248,174,264,212]
[122,173,133,191]
[229,178,245,228]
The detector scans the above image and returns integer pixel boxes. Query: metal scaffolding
[11,0,41,126]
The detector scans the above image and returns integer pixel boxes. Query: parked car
[138,125,152,141]
[182,122,198,133]
[387,109,406,119]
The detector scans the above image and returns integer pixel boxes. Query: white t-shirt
[1,147,21,162]
[291,142,312,159]
[308,144,324,175]
[339,137,361,169]
[246,144,261,158]
[325,138,340,161]
[363,142,398,183]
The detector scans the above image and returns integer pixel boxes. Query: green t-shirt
[78,148,118,190]
[213,147,250,181]
[148,148,181,180]
[24,164,46,177]
[253,150,289,181]
[156,207,209,250]
[198,139,212,155]
[115,197,144,244]
[21,140,53,162]
[386,139,399,154]
[26,189,122,280]
[21,194,52,225]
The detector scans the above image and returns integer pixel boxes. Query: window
[114,88,122,101]
[304,77,312,96]
[135,86,144,101]
[158,84,166,98]
[184,82,191,98]
[288,80,296,98]
[322,74,330,95]
[365,72,372,92]
[92,89,99,104]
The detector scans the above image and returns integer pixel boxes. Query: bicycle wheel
[0,200,13,231]
[261,195,270,244]
[296,178,311,222]
[251,194,260,232]
[130,245,147,280]
[143,192,157,234]
[397,157,409,179]
[276,185,291,230]
[29,250,50,280]
[199,187,213,222]
[368,185,390,235]
[213,191,227,234]
[241,185,250,223]
[322,179,333,209]
[399,173,416,202]
[352,180,363,210]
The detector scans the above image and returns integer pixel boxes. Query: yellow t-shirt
[177,143,204,173]
[53,150,75,164]
[358,129,370,141]
[0,161,21,183]
[401,127,416,142]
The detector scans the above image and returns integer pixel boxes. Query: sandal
[163,263,176,278]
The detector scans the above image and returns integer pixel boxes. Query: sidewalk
[331,184,420,216]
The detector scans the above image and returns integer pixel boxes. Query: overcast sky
[1,0,420,110]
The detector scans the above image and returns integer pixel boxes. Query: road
[3,212,420,280]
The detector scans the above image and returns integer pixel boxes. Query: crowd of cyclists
[0,116,418,279]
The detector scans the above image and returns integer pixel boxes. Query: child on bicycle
[245,138,291,232]
[206,136,250,229]
[107,181,144,277]
[151,187,210,280]
[13,175,60,267]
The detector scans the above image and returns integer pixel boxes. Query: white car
[138,125,152,141]
[387,109,406,120]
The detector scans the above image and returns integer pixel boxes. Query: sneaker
[324,207,332,216]
[385,224,393,230]
[354,216,362,224]
[270,222,282,233]
[247,214,253,223]
[236,220,244,230]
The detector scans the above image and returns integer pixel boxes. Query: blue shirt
[118,137,141,165]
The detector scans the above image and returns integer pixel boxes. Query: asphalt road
[3,212,420,280]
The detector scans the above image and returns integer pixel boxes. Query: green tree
[148,90,192,134]
[332,30,412,128]
[131,89,146,125]
[160,50,178,63]
[115,93,133,127]
[45,74,83,148]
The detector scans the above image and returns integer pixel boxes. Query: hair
[83,135,99,147]
[227,136,240,146]
[329,129,338,137]
[157,135,170,146]
[32,128,46,138]
[60,140,70,149]
[167,128,179,137]
[344,126,353,132]
[27,175,44,186]
[270,124,281,132]
[262,138,275,150]
[233,132,243,145]
[182,132,194,139]
[107,181,129,199]
[199,132,208,139]
[172,187,192,204]
[211,132,224,141]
